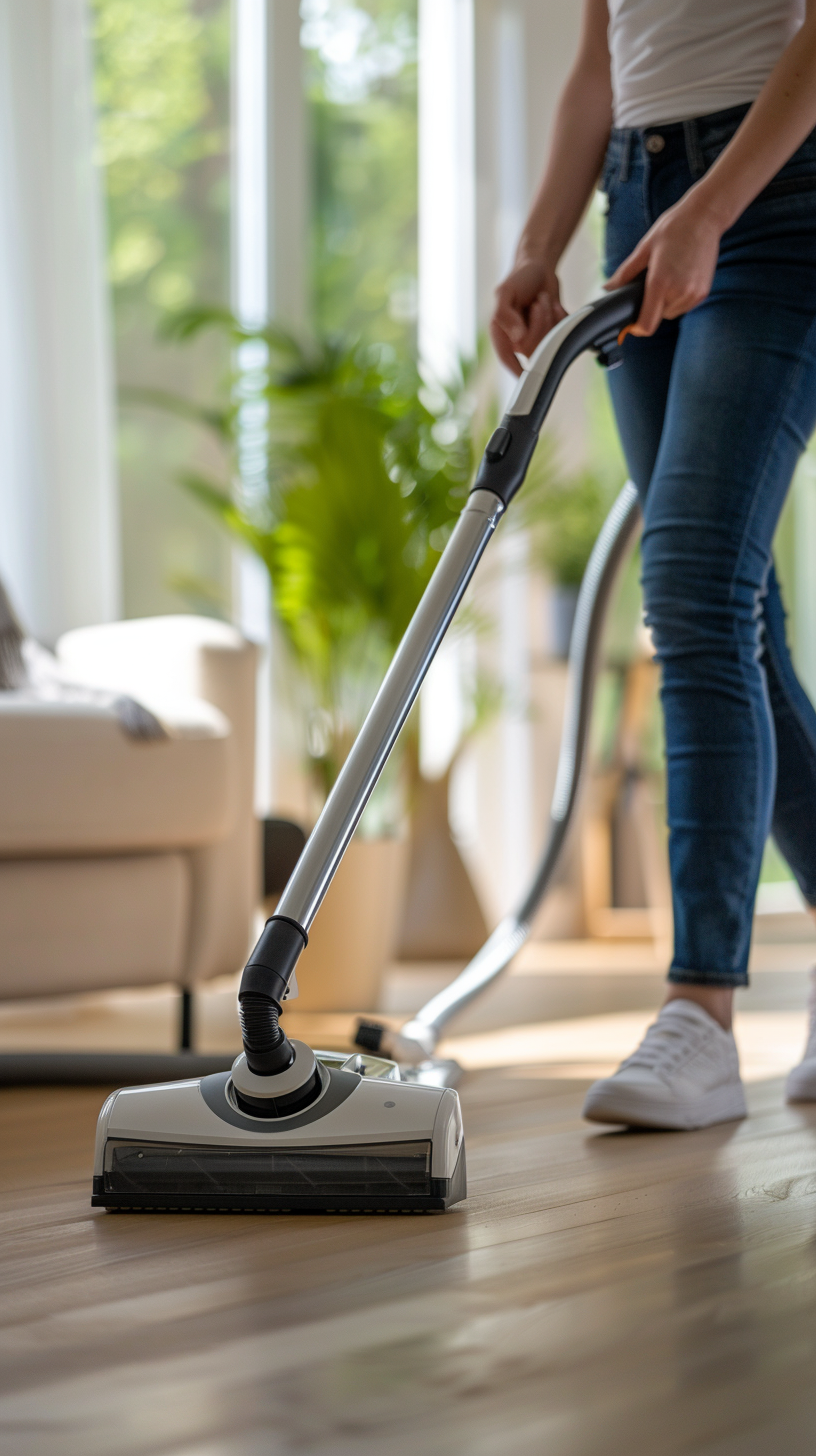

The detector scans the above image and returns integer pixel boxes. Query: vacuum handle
[472,277,645,510]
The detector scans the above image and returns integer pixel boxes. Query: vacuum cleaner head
[92,1045,466,1214]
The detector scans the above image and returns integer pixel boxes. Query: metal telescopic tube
[375,481,642,1063]
[276,489,506,931]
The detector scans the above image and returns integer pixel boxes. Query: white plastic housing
[94,1071,463,1180]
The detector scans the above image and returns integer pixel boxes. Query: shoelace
[618,1015,714,1078]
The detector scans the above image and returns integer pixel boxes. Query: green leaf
[138,298,490,787]
[120,384,233,442]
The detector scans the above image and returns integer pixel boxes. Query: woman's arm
[490,0,612,375]
[610,0,816,335]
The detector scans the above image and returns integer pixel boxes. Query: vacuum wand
[357,479,642,1066]
[238,279,646,1082]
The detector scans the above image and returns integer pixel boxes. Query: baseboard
[0,1051,236,1086]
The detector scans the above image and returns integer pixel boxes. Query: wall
[451,0,600,924]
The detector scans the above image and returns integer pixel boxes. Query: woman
[491,0,816,1129]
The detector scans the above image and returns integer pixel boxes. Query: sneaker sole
[582,1080,747,1131]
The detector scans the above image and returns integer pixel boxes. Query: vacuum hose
[237,916,307,1076]
[356,480,642,1065]
[238,994,294,1076]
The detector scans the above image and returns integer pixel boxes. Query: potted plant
[130,311,479,1007]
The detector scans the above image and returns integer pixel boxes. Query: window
[302,0,418,349]
[92,0,232,620]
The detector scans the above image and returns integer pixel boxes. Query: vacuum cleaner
[91,278,644,1215]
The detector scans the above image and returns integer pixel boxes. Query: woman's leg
[628,281,816,988]
[585,287,816,1129]
[586,120,816,1126]
[607,324,740,1030]
[603,320,678,499]
[761,563,816,907]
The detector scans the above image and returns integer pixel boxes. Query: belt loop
[619,130,632,184]
[683,118,705,179]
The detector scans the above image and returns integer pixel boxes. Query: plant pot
[396,770,488,960]
[291,836,409,1012]
[551,584,580,659]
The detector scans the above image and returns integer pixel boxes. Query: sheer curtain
[0,0,118,644]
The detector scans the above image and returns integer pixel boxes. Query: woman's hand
[487,0,612,373]
[490,259,567,375]
[606,192,724,337]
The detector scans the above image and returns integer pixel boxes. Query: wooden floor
[4,1052,816,1453]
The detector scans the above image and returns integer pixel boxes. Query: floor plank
[2,943,816,1454]
[3,1054,816,1455]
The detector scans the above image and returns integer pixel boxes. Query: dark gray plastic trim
[199,1065,361,1132]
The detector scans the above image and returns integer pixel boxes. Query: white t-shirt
[608,0,805,128]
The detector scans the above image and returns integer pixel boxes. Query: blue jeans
[603,103,816,986]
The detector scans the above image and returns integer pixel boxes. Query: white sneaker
[582,999,747,1130]
[785,967,816,1102]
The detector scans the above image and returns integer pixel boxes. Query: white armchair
[0,616,258,1012]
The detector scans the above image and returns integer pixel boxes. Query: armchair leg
[179,988,194,1052]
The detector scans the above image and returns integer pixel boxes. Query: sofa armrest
[57,616,254,709]
[58,616,260,983]
[57,614,256,797]
[0,696,232,855]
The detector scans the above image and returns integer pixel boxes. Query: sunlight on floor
[0,942,811,1087]
[439,1009,808,1083]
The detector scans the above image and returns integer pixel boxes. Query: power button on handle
[485,426,512,463]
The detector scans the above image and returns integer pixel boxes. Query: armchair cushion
[0,694,234,856]
[57,615,253,708]
[0,854,190,997]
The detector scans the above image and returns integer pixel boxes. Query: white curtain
[417,0,476,387]
[0,0,118,643]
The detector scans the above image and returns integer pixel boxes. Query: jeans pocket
[600,141,623,201]
[705,121,816,195]
[761,128,816,197]
[759,174,816,202]
[700,122,744,173]
[697,102,751,170]
[701,136,730,172]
